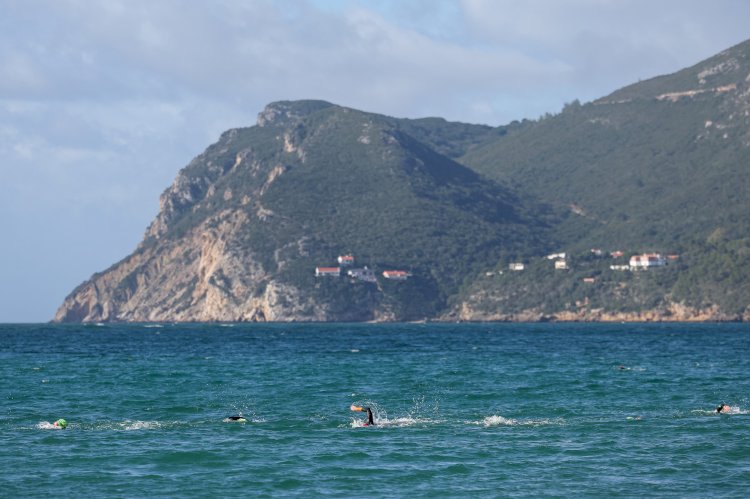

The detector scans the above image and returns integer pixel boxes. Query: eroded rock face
[55,80,750,323]
[448,301,749,323]
[256,100,335,127]
[55,210,324,323]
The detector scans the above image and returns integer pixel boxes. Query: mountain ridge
[55,100,552,322]
[55,39,750,323]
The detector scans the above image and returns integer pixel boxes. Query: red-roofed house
[382,270,411,281]
[315,267,341,277]
[338,255,355,266]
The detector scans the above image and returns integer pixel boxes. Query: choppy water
[2,322,749,497]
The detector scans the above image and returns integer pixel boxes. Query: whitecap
[112,420,164,431]
[478,415,516,426]
[349,418,368,428]
[475,415,565,427]
[348,416,437,428]
[377,416,434,427]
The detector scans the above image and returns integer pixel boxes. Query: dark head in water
[224,415,248,423]
[350,405,375,426]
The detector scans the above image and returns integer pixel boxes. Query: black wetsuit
[363,407,374,426]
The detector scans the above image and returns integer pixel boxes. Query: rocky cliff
[55,39,750,323]
[55,100,546,322]
[55,209,323,322]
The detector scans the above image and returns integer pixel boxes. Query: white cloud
[459,0,750,101]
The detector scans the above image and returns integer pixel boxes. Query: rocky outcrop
[448,301,749,323]
[55,209,325,323]
[256,100,335,128]
[55,68,750,323]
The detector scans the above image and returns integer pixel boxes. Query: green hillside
[456,39,750,319]
[57,40,750,322]
[143,101,554,320]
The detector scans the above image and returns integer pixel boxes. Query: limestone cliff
[54,209,324,322]
[55,100,543,322]
[54,37,750,324]
[448,301,750,323]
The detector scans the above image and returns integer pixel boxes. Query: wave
[83,419,191,431]
[475,415,565,427]
[348,415,440,428]
[98,420,173,431]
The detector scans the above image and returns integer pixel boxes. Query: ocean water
[1,322,749,497]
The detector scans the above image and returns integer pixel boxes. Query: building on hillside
[338,255,355,266]
[382,270,411,281]
[315,267,341,277]
[610,250,625,258]
[509,263,525,271]
[555,259,569,270]
[348,267,376,283]
[629,253,666,269]
[610,265,630,271]
[546,252,566,260]
[583,277,596,283]
[590,248,603,257]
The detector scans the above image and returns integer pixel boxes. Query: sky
[1,0,749,322]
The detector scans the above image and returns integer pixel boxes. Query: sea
[1,322,749,497]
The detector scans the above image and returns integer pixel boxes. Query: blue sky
[2,0,749,322]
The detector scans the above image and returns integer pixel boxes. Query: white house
[348,267,376,283]
[509,263,525,271]
[629,253,666,269]
[554,260,569,270]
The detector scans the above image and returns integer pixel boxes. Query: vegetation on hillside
[453,39,750,318]
[58,39,750,322]
[144,101,555,320]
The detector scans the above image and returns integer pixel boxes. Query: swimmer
[351,405,374,426]
[223,415,247,423]
[716,403,732,414]
[53,419,68,429]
